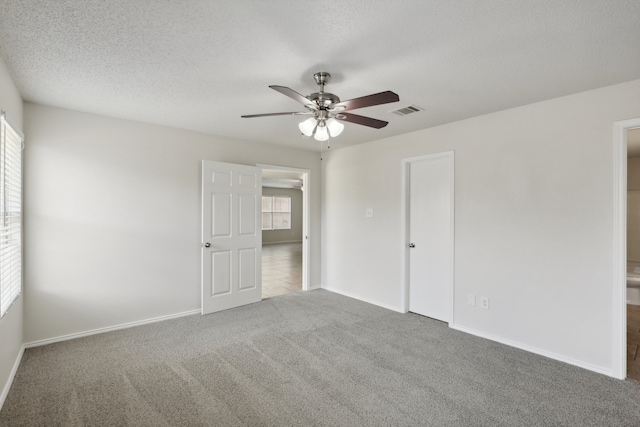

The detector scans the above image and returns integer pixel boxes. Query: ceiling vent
[391,105,423,116]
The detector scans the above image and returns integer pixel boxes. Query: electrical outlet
[467,294,476,306]
[365,208,374,218]
[480,297,489,309]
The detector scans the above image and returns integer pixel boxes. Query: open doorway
[626,128,640,380]
[614,119,640,380]
[258,165,310,299]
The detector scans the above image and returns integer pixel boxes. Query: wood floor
[629,304,640,381]
[262,242,302,299]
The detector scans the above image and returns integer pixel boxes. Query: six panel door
[201,160,262,315]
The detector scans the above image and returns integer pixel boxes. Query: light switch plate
[365,208,374,218]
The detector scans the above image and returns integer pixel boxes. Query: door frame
[613,118,640,379]
[257,163,311,291]
[401,151,455,320]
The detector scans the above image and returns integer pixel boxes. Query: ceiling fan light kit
[242,71,399,144]
[298,117,317,137]
[326,118,344,136]
[298,116,344,141]
[315,124,329,141]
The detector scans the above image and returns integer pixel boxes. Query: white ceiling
[262,168,304,189]
[1,1,639,151]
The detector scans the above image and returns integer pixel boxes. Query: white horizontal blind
[261,196,291,230]
[0,113,23,318]
[272,196,291,229]
[261,196,273,230]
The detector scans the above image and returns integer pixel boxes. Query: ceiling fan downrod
[308,72,340,108]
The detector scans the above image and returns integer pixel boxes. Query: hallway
[262,242,302,299]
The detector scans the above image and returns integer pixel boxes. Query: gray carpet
[1,290,640,426]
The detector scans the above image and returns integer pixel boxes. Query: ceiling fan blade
[269,86,318,109]
[338,112,389,129]
[332,91,399,112]
[241,111,312,118]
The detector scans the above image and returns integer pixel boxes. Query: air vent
[391,105,423,116]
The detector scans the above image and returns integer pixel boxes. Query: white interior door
[201,160,262,315]
[408,152,454,322]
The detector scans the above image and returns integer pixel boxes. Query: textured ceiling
[1,0,639,151]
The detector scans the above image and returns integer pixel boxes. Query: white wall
[322,79,640,376]
[23,103,321,343]
[0,56,23,406]
[262,187,303,244]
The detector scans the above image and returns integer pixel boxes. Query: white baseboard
[319,288,616,379]
[307,283,322,291]
[450,323,616,379]
[0,344,25,411]
[322,286,404,313]
[25,309,201,349]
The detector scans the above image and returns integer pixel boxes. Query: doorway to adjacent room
[614,118,640,380]
[259,165,310,299]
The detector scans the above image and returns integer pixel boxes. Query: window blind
[261,196,291,230]
[0,112,23,318]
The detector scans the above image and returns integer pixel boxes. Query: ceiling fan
[241,72,400,142]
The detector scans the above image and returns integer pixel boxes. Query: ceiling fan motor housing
[307,91,340,108]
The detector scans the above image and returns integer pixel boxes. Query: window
[0,113,23,318]
[262,196,291,230]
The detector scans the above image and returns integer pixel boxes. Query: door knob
[203,242,211,248]
[408,243,415,248]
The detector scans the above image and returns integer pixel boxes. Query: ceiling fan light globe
[299,117,317,137]
[326,118,344,137]
[314,126,329,141]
